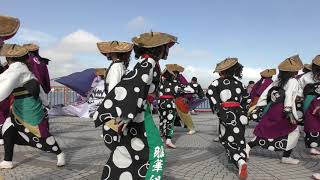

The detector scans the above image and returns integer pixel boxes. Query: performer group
[1,14,320,180]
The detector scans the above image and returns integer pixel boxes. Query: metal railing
[48,86,212,110]
[48,86,78,106]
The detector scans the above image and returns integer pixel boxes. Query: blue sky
[1,0,320,85]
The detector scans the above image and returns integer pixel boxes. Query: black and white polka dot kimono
[206,77,249,168]
[94,56,165,180]
[157,79,194,139]
[101,61,126,152]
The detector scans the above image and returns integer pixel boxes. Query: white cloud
[127,16,154,33]
[170,46,212,61]
[8,27,264,86]
[58,30,101,52]
[15,28,56,45]
[166,45,263,87]
[243,67,263,80]
[38,29,102,78]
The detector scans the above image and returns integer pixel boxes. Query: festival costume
[0,15,20,144]
[207,58,250,180]
[295,63,313,126]
[23,43,51,94]
[248,69,275,122]
[247,55,303,164]
[173,74,198,133]
[93,33,177,180]
[298,56,320,150]
[0,44,64,168]
[158,64,195,141]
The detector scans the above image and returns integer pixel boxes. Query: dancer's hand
[116,118,131,133]
[288,113,297,125]
[118,121,128,133]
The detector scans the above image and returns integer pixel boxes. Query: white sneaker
[187,129,196,135]
[313,173,320,180]
[245,144,251,159]
[57,152,66,167]
[0,139,4,145]
[310,148,320,155]
[281,157,300,165]
[0,161,13,169]
[238,159,248,180]
[165,139,176,149]
[213,137,219,142]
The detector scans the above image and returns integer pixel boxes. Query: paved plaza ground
[0,113,319,180]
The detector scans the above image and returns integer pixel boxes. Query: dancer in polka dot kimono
[96,41,133,153]
[94,32,177,180]
[173,73,198,135]
[246,55,303,165]
[158,64,195,148]
[298,55,320,156]
[0,44,65,169]
[0,15,20,145]
[189,77,205,115]
[247,69,276,122]
[206,57,249,180]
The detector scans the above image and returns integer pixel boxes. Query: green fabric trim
[303,95,316,112]
[13,97,44,126]
[262,101,273,115]
[145,104,166,180]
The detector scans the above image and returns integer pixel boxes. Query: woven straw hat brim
[0,15,20,37]
[260,68,276,77]
[214,58,238,72]
[166,64,184,75]
[278,55,303,72]
[23,43,39,52]
[0,44,28,57]
[95,68,107,76]
[312,55,320,66]
[162,64,184,76]
[304,64,312,71]
[132,32,177,48]
[97,41,133,54]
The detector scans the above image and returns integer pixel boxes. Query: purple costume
[298,72,320,148]
[250,78,300,151]
[27,53,51,94]
[250,78,273,104]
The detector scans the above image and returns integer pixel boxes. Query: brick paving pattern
[0,113,319,179]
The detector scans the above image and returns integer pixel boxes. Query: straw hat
[303,64,312,71]
[97,41,133,54]
[214,57,238,72]
[0,44,28,57]
[0,15,20,37]
[132,32,177,48]
[260,68,276,78]
[312,55,320,66]
[96,68,107,77]
[162,64,184,75]
[23,43,39,52]
[278,55,303,72]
